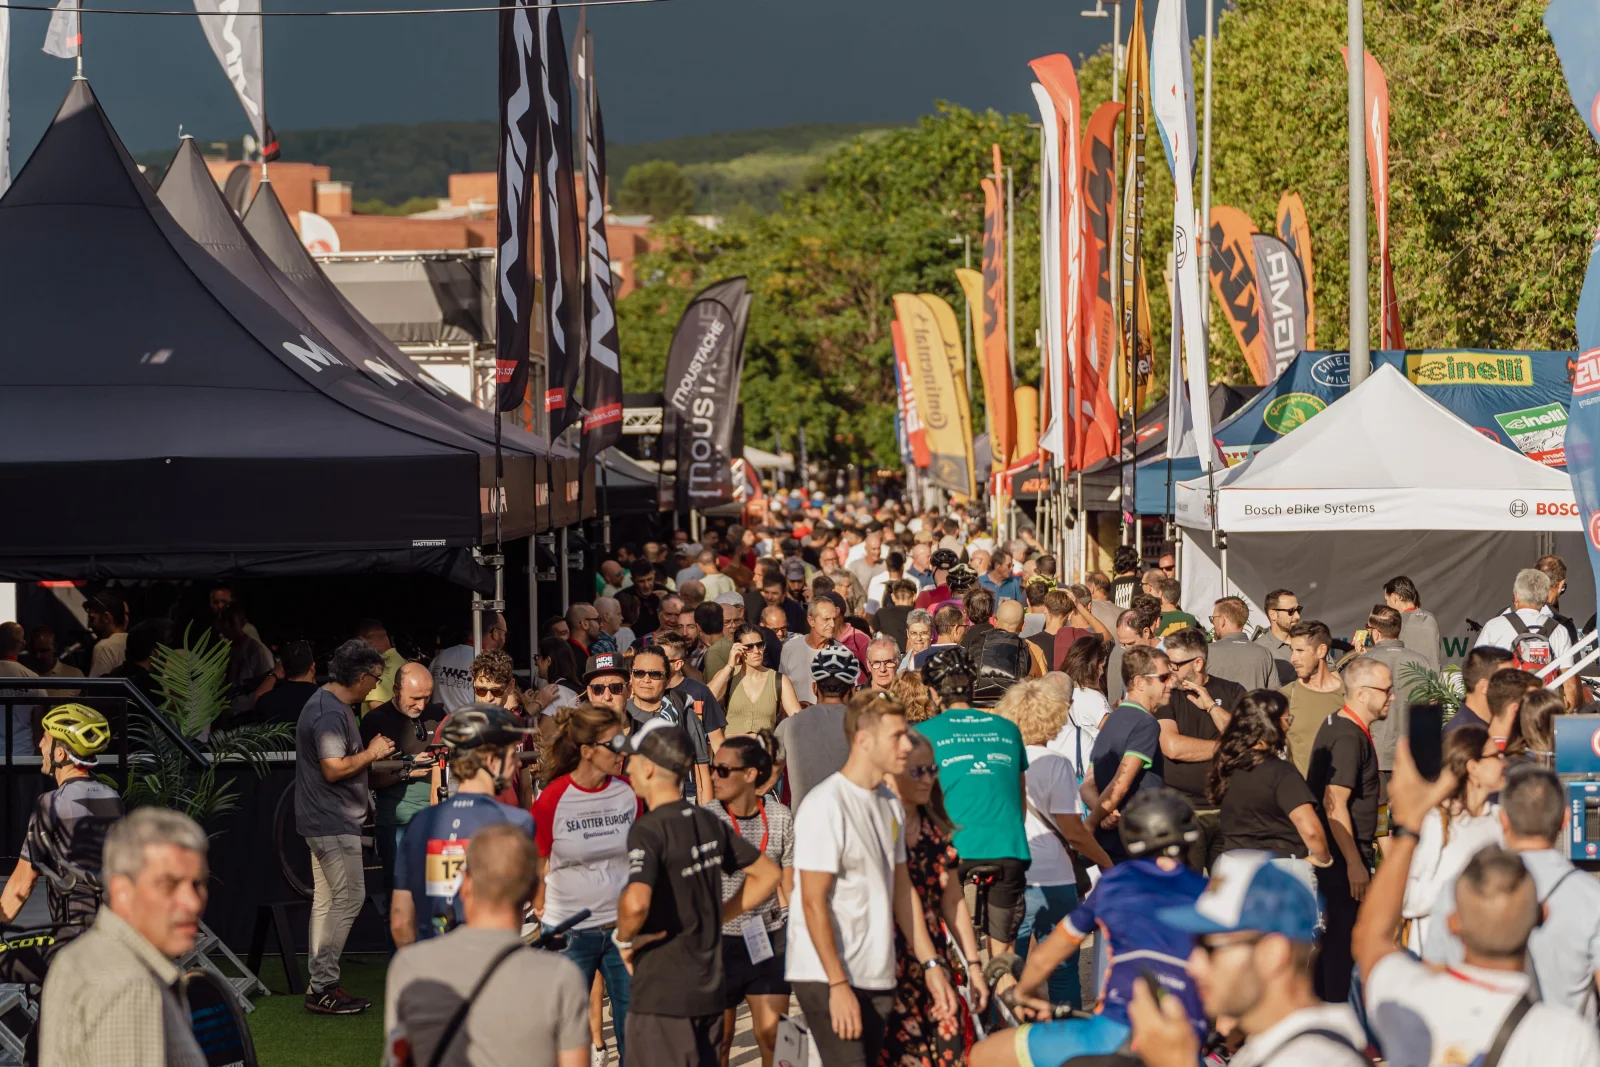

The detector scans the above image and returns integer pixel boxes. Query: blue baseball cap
[1157,850,1320,943]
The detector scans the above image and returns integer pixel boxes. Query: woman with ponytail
[531,702,640,1064]
[709,732,794,1067]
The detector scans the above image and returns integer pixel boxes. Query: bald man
[360,662,446,895]
[994,599,1048,677]
[759,605,790,670]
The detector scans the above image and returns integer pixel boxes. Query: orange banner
[980,172,1015,468]
[1276,192,1316,349]
[1343,47,1404,350]
[1083,101,1123,395]
[1207,205,1271,385]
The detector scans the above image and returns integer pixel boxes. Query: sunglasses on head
[632,669,666,680]
[588,681,626,696]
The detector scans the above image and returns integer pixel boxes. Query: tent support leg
[559,527,571,614]
[528,534,540,674]
[471,590,483,655]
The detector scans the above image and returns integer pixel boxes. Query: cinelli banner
[664,278,749,511]
[894,293,975,497]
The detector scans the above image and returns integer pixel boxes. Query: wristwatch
[920,957,944,972]
[1391,825,1421,843]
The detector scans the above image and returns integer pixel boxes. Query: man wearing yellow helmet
[0,704,124,983]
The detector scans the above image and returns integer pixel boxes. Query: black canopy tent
[0,80,493,589]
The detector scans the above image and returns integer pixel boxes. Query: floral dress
[879,819,976,1067]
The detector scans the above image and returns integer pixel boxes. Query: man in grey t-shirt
[295,639,392,1015]
[386,824,589,1067]
[774,646,857,810]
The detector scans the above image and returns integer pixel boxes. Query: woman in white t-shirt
[1048,636,1113,773]
[1402,723,1505,953]
[995,678,1113,1005]
[533,704,640,1065]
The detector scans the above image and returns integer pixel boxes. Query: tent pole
[472,591,483,654]
[560,527,571,613]
[528,533,539,676]
[601,461,612,552]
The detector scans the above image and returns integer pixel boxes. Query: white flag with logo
[192,0,277,159]
[298,211,341,254]
[1150,0,1218,471]
[42,0,79,59]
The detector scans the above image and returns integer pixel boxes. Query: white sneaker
[591,1046,608,1067]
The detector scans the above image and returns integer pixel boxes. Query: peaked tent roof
[1174,364,1577,532]
[240,176,580,533]
[0,79,490,588]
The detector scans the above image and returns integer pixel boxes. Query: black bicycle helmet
[921,646,976,699]
[930,548,961,572]
[440,704,532,751]
[1119,788,1200,859]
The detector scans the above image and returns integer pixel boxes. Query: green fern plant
[124,624,293,825]
[1398,661,1465,715]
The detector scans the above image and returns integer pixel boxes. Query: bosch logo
[1509,499,1528,518]
[1590,842,1598,858]
[1536,502,1580,516]
[1590,727,1600,761]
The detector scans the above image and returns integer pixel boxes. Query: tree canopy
[617,0,1600,468]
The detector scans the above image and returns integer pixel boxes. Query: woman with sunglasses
[708,624,800,737]
[881,729,984,1067]
[1399,723,1505,953]
[709,733,794,1067]
[532,702,640,1065]
[464,650,535,806]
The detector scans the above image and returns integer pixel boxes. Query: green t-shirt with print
[916,707,1031,862]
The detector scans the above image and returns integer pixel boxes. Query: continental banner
[1344,48,1404,350]
[1207,206,1269,385]
[920,293,979,466]
[954,266,1005,470]
[1119,0,1153,416]
[895,294,976,498]
[1250,233,1308,384]
[891,320,932,468]
[1276,192,1316,349]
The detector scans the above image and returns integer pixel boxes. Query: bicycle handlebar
[530,909,592,950]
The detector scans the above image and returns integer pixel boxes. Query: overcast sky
[5,0,1209,162]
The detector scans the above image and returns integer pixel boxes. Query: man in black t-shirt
[359,662,445,897]
[1152,629,1246,872]
[1305,655,1389,1002]
[252,640,321,726]
[616,720,780,1067]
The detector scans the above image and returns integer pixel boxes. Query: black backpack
[969,629,1031,707]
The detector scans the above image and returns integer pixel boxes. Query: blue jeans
[376,824,407,895]
[1015,883,1082,1006]
[561,927,631,1061]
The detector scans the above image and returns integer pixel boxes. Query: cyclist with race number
[0,704,124,984]
[970,789,1208,1067]
[391,705,534,948]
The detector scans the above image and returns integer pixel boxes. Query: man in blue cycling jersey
[390,705,534,947]
[970,789,1207,1067]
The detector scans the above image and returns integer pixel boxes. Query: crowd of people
[6,497,1600,1067]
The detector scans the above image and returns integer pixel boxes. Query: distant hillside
[135,120,897,214]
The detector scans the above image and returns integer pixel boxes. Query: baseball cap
[1157,850,1319,942]
[627,717,693,777]
[583,651,628,684]
[811,643,861,687]
[782,559,807,581]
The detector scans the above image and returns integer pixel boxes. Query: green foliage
[352,196,443,216]
[1399,661,1465,715]
[124,625,292,826]
[617,104,1041,469]
[617,161,697,219]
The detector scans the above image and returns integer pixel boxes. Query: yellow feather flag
[894,293,977,499]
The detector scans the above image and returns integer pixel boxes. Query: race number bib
[424,838,467,898]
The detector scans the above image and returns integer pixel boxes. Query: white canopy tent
[1175,365,1591,663]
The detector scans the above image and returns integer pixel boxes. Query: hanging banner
[1276,192,1316,349]
[1030,54,1087,471]
[578,82,623,464]
[1151,0,1217,470]
[664,278,747,511]
[1119,0,1153,416]
[892,320,932,468]
[954,266,999,463]
[1084,101,1122,388]
[895,294,976,498]
[1026,89,1066,470]
[193,0,278,161]
[1250,233,1307,383]
[530,0,582,425]
[493,0,538,413]
[1207,206,1270,385]
[1343,47,1403,351]
[979,169,1015,468]
[1546,0,1600,588]
[920,292,979,467]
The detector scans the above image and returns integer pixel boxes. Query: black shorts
[722,927,789,1007]
[958,857,1029,944]
[624,1010,725,1067]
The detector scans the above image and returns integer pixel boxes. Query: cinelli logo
[1406,353,1532,387]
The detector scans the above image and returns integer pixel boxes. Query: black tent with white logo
[0,79,497,588]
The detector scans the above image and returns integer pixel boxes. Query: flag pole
[1196,0,1215,341]
[1348,0,1370,384]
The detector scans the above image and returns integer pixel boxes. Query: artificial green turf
[245,953,389,1067]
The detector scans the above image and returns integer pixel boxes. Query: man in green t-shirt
[1154,578,1201,637]
[359,663,445,904]
[916,647,1030,955]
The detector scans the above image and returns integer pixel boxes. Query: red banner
[892,320,931,468]
[1344,47,1403,350]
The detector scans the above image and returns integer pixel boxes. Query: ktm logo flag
[1207,206,1271,385]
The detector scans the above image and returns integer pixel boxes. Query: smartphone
[1409,703,1445,781]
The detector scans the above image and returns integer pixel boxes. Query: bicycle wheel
[272,789,314,902]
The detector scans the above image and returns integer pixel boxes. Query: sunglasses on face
[585,733,630,756]
[710,763,749,778]
[473,683,507,698]
[632,669,666,680]
[739,642,764,652]
[1273,606,1303,615]
[1167,657,1200,668]
[869,660,897,669]
[588,681,626,696]
[1142,672,1174,683]
[906,765,938,781]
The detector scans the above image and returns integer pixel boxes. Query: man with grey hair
[297,638,394,1015]
[1475,567,1577,705]
[864,636,900,693]
[1356,751,1600,1066]
[41,808,210,1067]
[781,596,846,705]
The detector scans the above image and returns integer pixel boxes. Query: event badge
[425,838,467,898]
[740,910,773,963]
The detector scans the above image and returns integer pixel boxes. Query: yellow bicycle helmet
[41,704,111,760]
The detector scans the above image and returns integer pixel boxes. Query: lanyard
[720,799,769,854]
[1338,707,1374,747]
